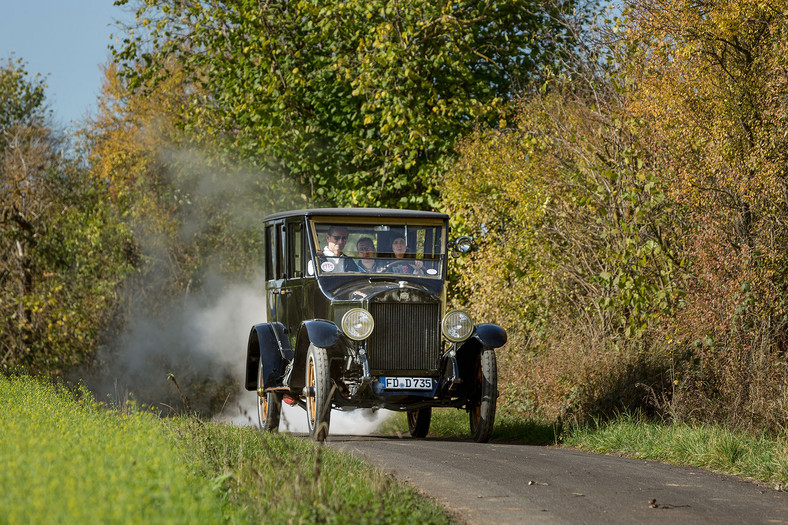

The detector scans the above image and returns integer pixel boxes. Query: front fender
[452,325,505,392]
[291,320,341,390]
[473,324,507,348]
[245,323,290,391]
[303,319,340,348]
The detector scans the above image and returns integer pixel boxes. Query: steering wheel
[378,260,425,274]
[378,260,407,272]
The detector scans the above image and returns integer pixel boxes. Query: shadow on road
[327,419,560,447]
[316,414,562,446]
[492,417,561,445]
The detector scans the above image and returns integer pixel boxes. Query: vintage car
[244,208,507,442]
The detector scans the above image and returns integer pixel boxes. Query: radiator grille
[367,302,440,373]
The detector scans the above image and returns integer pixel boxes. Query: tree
[85,62,304,295]
[0,57,133,374]
[111,0,581,209]
[80,62,305,414]
[441,5,688,421]
[0,56,47,135]
[444,0,788,431]
[623,0,788,429]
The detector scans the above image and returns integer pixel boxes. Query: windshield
[308,218,446,278]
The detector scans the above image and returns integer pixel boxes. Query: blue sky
[1,1,134,130]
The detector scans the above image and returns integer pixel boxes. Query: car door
[265,221,286,326]
[280,219,307,349]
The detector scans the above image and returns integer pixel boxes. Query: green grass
[0,375,452,524]
[0,375,228,524]
[562,415,788,488]
[166,417,451,523]
[9,372,783,524]
[385,406,788,489]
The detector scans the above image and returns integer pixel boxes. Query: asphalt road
[326,435,788,525]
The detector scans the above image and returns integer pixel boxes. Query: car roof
[264,207,449,222]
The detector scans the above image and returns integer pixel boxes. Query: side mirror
[449,236,474,254]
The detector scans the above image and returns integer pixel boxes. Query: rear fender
[244,323,293,391]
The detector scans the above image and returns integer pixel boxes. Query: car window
[289,221,304,278]
[265,224,280,280]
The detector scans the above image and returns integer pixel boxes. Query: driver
[320,226,358,272]
[385,236,425,275]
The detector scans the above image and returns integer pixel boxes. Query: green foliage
[623,0,788,430]
[89,62,307,284]
[442,0,788,433]
[0,56,47,134]
[111,0,581,209]
[0,375,228,523]
[443,87,685,420]
[0,59,133,374]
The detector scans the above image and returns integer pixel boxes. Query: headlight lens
[442,310,473,342]
[342,308,375,341]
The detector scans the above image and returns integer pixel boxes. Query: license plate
[380,377,433,390]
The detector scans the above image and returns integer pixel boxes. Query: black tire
[469,347,497,443]
[407,407,432,438]
[257,362,282,431]
[306,344,332,442]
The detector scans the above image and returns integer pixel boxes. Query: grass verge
[165,416,452,523]
[379,407,559,445]
[562,415,788,489]
[383,407,788,490]
[0,374,452,524]
[0,374,228,524]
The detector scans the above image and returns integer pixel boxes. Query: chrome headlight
[342,308,375,341]
[441,310,473,342]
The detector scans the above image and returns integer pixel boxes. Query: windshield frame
[307,216,447,279]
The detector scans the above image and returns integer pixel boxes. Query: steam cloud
[82,145,390,434]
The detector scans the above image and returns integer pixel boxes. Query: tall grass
[165,417,452,523]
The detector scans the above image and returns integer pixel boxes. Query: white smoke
[84,274,267,414]
[217,394,393,435]
[90,269,392,434]
[85,145,390,434]
[211,293,395,434]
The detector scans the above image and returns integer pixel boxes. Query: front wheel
[305,344,332,442]
[469,347,497,443]
[258,363,282,431]
[407,407,432,438]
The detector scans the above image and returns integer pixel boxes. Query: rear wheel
[407,407,432,438]
[306,344,332,442]
[257,362,282,431]
[469,347,497,443]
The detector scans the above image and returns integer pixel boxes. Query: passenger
[355,237,381,273]
[320,226,358,272]
[386,236,425,275]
